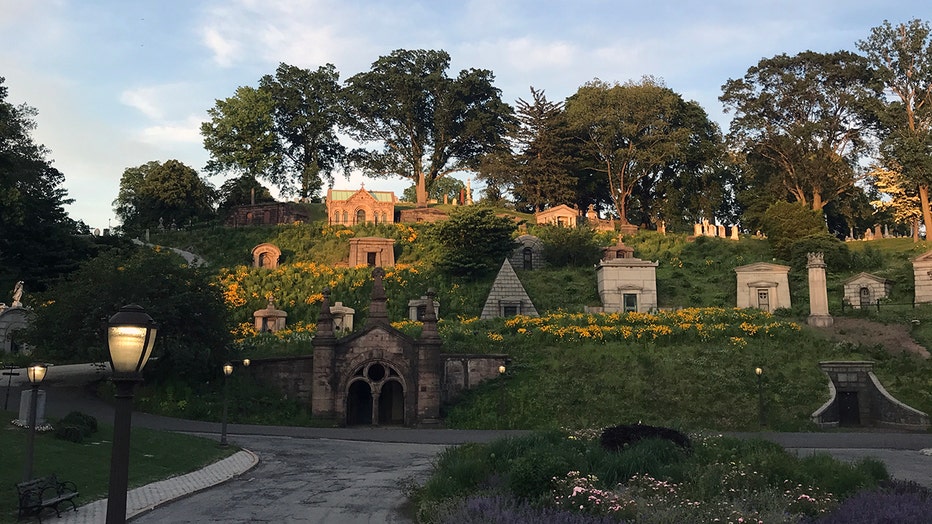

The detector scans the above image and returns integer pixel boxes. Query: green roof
[329,189,395,202]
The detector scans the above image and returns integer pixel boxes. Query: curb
[55,449,259,523]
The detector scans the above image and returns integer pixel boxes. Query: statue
[11,281,24,307]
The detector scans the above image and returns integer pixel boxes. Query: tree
[563,77,694,225]
[720,51,880,211]
[401,176,465,204]
[510,87,577,212]
[760,200,828,260]
[202,86,282,183]
[114,160,216,233]
[0,76,93,292]
[870,164,922,240]
[342,49,515,207]
[217,175,276,215]
[25,245,231,382]
[259,63,346,201]
[431,206,517,276]
[858,19,932,236]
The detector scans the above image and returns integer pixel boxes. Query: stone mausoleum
[596,240,658,313]
[734,262,791,312]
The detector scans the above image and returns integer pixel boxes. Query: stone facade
[348,237,395,267]
[734,262,791,312]
[251,243,281,269]
[596,240,658,313]
[327,187,397,226]
[398,207,449,223]
[510,235,544,270]
[535,204,578,227]
[811,361,929,430]
[0,305,32,354]
[583,205,616,232]
[842,272,891,309]
[312,269,444,426]
[912,250,932,305]
[480,259,539,319]
[254,300,287,333]
[225,202,310,227]
[408,296,440,321]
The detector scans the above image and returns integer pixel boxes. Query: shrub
[760,201,827,260]
[533,225,602,267]
[599,424,692,452]
[807,480,932,523]
[59,411,98,434]
[54,425,86,443]
[788,233,851,271]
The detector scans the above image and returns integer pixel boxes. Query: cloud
[202,26,241,68]
[138,115,205,145]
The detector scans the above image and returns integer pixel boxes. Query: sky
[0,0,927,231]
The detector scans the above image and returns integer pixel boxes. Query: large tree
[510,87,577,212]
[259,63,346,201]
[563,77,694,225]
[858,19,932,236]
[720,50,880,211]
[201,86,282,185]
[342,49,515,207]
[0,77,92,292]
[114,159,216,233]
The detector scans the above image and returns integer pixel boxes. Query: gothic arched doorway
[345,361,406,426]
[346,381,373,425]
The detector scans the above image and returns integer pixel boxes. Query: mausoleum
[734,262,791,312]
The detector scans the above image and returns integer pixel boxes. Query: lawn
[0,409,235,524]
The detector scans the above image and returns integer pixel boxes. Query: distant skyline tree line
[5,19,932,281]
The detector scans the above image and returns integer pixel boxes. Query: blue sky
[1,0,927,230]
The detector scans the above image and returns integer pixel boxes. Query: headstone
[730,226,739,240]
[330,301,355,333]
[864,228,873,241]
[874,225,882,240]
[17,389,46,427]
[717,225,726,237]
[693,223,703,236]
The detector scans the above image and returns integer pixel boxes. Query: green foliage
[531,225,602,267]
[413,431,886,524]
[0,76,96,293]
[24,245,231,383]
[788,233,852,271]
[342,49,515,206]
[760,200,827,260]
[114,159,217,235]
[432,206,517,276]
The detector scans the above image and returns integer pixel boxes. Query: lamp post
[755,367,765,428]
[105,305,157,524]
[22,363,47,482]
[498,365,506,428]
[220,362,233,446]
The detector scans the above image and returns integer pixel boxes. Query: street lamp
[22,363,47,482]
[105,304,157,524]
[498,365,506,427]
[242,358,250,368]
[220,363,233,446]
[755,367,765,428]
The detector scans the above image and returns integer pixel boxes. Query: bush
[600,423,691,452]
[788,233,851,271]
[760,201,827,260]
[807,480,932,523]
[59,411,98,434]
[54,425,86,443]
[533,225,602,267]
[437,495,622,524]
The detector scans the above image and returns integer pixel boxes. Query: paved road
[132,435,445,524]
[7,364,932,523]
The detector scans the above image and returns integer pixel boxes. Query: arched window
[356,209,366,224]
[334,212,340,224]
[523,247,533,270]
[342,210,348,224]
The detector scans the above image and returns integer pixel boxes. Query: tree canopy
[0,76,93,292]
[564,78,699,225]
[858,19,932,236]
[342,49,515,206]
[114,159,216,234]
[721,50,880,212]
[431,206,517,276]
[202,86,282,185]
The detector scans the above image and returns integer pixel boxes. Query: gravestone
[17,389,46,426]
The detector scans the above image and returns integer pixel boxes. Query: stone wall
[249,356,315,404]
[442,354,509,401]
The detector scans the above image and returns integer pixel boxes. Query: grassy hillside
[143,221,932,431]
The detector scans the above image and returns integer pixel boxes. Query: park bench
[16,474,79,522]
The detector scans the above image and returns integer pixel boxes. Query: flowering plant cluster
[503,308,800,345]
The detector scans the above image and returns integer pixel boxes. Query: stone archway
[344,361,406,426]
[346,380,373,426]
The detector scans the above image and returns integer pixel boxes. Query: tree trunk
[811,191,823,211]
[914,216,920,243]
[416,174,428,208]
[920,184,932,241]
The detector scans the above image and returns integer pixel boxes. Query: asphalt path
[7,364,932,523]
